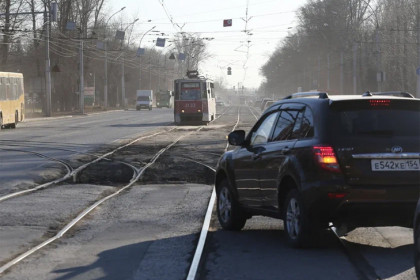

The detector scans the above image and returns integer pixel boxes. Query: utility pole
[79,38,84,114]
[353,43,357,95]
[104,42,108,108]
[417,0,420,98]
[327,53,330,90]
[103,7,126,109]
[118,18,138,109]
[317,55,321,89]
[136,25,155,89]
[375,26,382,92]
[340,51,344,94]
[45,9,52,117]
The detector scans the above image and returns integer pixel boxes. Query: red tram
[174,71,216,125]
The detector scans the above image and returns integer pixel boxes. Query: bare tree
[259,0,418,97]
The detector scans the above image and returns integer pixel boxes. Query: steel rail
[247,105,260,120]
[0,126,196,275]
[0,107,232,275]
[0,127,175,203]
[0,139,103,158]
[187,106,241,280]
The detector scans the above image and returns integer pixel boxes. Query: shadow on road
[200,226,414,280]
[52,234,196,280]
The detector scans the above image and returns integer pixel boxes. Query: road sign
[96,41,105,50]
[223,19,232,27]
[66,21,76,30]
[156,38,165,47]
[136,48,145,56]
[115,30,125,40]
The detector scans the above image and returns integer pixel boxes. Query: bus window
[13,78,17,100]
[17,78,22,97]
[6,78,11,100]
[0,78,5,100]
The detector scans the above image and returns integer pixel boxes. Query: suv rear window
[330,99,420,137]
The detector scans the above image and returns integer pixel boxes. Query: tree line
[259,0,420,98]
[0,0,209,113]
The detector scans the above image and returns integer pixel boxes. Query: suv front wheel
[283,189,319,248]
[217,179,246,231]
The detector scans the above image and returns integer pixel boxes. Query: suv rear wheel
[283,189,319,248]
[217,179,246,230]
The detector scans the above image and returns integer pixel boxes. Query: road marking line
[187,188,216,280]
[187,107,240,280]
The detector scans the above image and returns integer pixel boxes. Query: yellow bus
[0,72,25,129]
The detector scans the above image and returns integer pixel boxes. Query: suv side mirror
[228,130,246,146]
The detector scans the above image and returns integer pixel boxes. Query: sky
[108,0,308,89]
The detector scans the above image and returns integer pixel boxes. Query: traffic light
[227,67,232,75]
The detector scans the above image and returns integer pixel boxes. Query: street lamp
[120,18,139,109]
[103,6,125,109]
[137,26,156,89]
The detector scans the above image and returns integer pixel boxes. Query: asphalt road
[0,106,416,280]
[0,109,173,193]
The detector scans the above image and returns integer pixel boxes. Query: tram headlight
[181,110,185,113]
[198,109,201,113]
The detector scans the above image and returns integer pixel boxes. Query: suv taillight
[313,146,341,173]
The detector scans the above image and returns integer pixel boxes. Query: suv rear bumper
[331,201,416,228]
[307,183,418,228]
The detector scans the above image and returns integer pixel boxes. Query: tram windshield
[179,82,202,101]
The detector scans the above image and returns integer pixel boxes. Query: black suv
[215,91,420,248]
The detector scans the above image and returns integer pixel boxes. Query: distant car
[215,91,420,248]
[414,199,420,278]
[216,100,225,107]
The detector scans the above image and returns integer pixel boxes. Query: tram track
[0,127,199,274]
[0,105,392,279]
[0,107,235,276]
[0,139,103,159]
[0,127,176,203]
[247,104,260,120]
[187,106,241,280]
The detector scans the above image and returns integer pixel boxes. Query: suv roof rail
[362,91,414,98]
[283,91,329,100]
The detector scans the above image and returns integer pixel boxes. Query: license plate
[371,159,420,171]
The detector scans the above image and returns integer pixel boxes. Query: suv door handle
[281,148,291,155]
[251,153,261,160]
